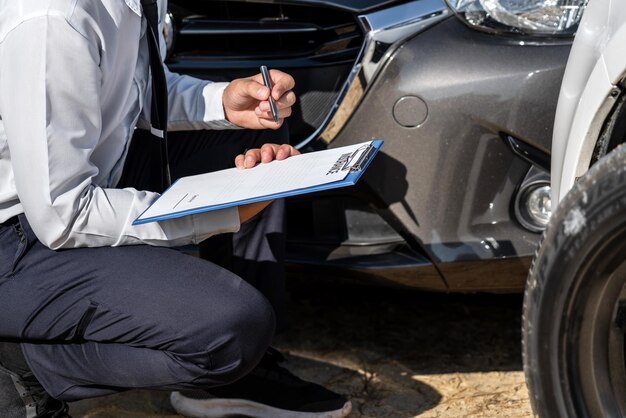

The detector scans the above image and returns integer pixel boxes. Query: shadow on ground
[71,277,531,417]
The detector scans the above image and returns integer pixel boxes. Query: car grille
[167,1,365,142]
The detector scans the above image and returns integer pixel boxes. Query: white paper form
[135,141,374,223]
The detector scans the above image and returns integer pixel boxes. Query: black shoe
[0,342,71,418]
[170,347,352,418]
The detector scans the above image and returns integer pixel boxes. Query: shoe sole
[170,392,352,418]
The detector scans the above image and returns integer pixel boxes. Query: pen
[260,65,280,124]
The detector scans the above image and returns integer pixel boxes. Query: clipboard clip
[347,144,375,172]
[326,144,376,175]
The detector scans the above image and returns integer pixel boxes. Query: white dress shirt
[0,0,241,249]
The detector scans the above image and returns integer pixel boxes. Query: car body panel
[552,0,626,201]
[297,0,452,148]
[167,0,576,291]
[328,17,569,264]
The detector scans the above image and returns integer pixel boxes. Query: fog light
[516,182,552,232]
[526,185,552,226]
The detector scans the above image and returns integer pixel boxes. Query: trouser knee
[230,291,275,379]
[181,289,276,386]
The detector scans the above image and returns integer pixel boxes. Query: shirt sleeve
[0,16,240,250]
[162,68,240,131]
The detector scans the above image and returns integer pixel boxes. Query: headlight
[445,0,588,36]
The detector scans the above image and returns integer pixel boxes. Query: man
[0,1,351,417]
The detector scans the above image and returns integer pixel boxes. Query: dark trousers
[0,126,288,401]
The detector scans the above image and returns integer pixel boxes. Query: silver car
[165,0,586,291]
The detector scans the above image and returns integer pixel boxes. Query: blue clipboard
[133,139,383,225]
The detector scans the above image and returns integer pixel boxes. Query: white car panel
[552,0,626,202]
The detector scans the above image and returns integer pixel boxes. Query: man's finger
[256,107,292,120]
[276,91,297,108]
[276,144,298,160]
[270,69,295,100]
[234,153,246,169]
[242,79,270,101]
[235,149,263,169]
[235,143,299,168]
[259,117,284,130]
[258,91,296,112]
[260,143,277,163]
[244,149,263,168]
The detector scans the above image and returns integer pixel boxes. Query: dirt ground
[70,277,532,418]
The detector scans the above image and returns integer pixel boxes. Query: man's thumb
[244,79,269,101]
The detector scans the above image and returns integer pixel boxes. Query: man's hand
[234,143,300,222]
[234,143,300,169]
[238,201,273,224]
[223,69,296,129]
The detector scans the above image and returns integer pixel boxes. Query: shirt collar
[124,0,142,16]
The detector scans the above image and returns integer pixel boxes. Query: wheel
[523,143,626,417]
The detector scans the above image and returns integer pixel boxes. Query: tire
[523,143,626,418]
